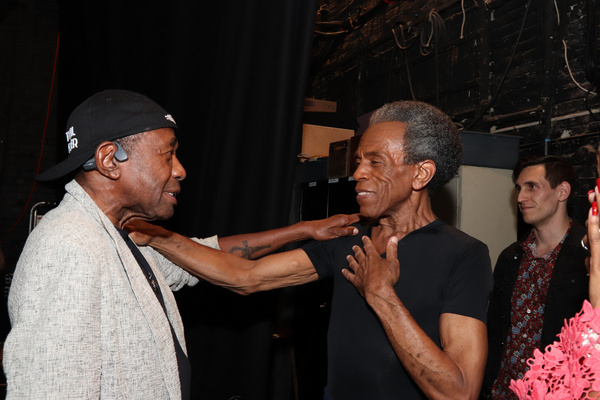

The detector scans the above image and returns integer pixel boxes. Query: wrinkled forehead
[360,121,406,145]
[356,121,406,155]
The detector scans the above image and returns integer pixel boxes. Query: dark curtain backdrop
[58,1,319,399]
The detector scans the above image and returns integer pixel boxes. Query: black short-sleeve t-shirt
[302,219,493,400]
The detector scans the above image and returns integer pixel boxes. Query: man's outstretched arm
[127,221,320,294]
[218,214,359,259]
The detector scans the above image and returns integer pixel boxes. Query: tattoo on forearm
[230,240,271,260]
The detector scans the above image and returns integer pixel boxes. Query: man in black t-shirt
[303,219,491,400]
[131,100,493,400]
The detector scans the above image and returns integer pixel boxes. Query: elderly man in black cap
[3,89,358,400]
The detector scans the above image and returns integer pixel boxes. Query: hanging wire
[563,39,598,95]
[392,26,417,100]
[419,10,446,56]
[584,89,600,120]
[465,0,532,130]
[0,33,60,244]
[314,0,389,36]
[391,24,417,50]
[558,0,597,95]
[460,0,466,39]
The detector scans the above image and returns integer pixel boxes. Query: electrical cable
[419,11,446,57]
[556,0,597,95]
[584,90,600,120]
[391,25,417,50]
[420,19,435,54]
[314,0,389,36]
[460,0,466,39]
[391,27,407,46]
[0,33,60,244]
[563,39,597,95]
[392,26,417,100]
[464,0,532,130]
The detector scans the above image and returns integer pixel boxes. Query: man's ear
[557,181,571,202]
[413,160,436,191]
[95,141,123,180]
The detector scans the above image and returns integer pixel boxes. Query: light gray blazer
[3,180,217,399]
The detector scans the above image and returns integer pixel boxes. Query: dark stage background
[56,1,319,399]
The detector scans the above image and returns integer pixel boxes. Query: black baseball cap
[36,89,178,182]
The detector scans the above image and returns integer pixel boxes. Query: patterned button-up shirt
[491,220,572,399]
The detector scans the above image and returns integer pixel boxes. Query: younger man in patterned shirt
[482,155,589,399]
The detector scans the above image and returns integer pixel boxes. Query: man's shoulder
[15,203,113,280]
[422,219,486,247]
[26,201,105,249]
[497,239,522,259]
[556,219,588,258]
[34,203,94,229]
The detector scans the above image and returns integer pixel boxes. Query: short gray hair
[369,101,462,192]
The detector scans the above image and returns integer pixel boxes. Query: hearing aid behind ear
[82,141,129,171]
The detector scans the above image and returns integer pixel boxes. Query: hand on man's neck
[371,194,436,252]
